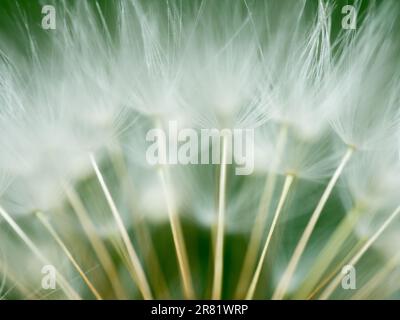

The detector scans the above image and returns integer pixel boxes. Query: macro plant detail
[0,0,399,300]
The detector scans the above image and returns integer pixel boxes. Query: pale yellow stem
[211,133,229,300]
[320,204,400,300]
[108,145,170,298]
[0,260,32,299]
[36,212,103,300]
[0,205,81,300]
[273,147,354,299]
[351,252,400,300]
[90,153,153,300]
[154,118,193,299]
[159,166,195,299]
[63,181,127,299]
[306,241,363,300]
[246,174,295,300]
[295,205,362,298]
[235,125,288,299]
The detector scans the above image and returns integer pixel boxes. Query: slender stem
[235,125,288,299]
[90,153,153,300]
[306,240,363,300]
[379,277,400,299]
[108,145,170,298]
[351,252,400,299]
[273,147,354,299]
[0,205,81,300]
[154,118,194,299]
[211,133,229,300]
[295,205,361,298]
[319,204,400,300]
[135,220,171,298]
[246,174,294,300]
[0,260,32,299]
[159,166,195,299]
[235,175,276,298]
[62,181,127,299]
[36,212,103,300]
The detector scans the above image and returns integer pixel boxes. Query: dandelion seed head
[254,124,340,181]
[330,2,400,151]
[341,150,400,212]
[262,1,333,139]
[0,0,400,300]
[177,166,259,232]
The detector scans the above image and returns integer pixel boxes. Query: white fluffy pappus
[0,0,400,300]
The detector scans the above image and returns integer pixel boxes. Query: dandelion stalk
[273,146,354,299]
[0,254,33,299]
[133,218,171,298]
[246,174,295,300]
[0,261,32,299]
[319,203,400,300]
[108,145,170,298]
[36,211,103,300]
[351,252,400,299]
[306,241,363,299]
[295,204,362,298]
[0,205,81,300]
[211,133,229,300]
[159,166,195,299]
[89,153,153,300]
[62,180,127,299]
[153,118,194,299]
[235,125,288,299]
